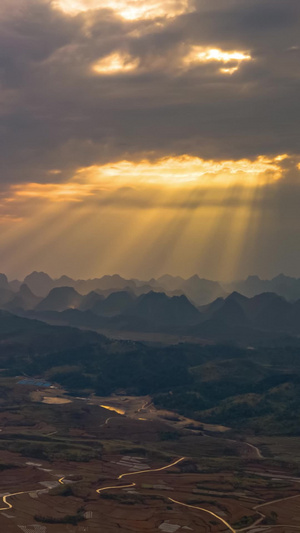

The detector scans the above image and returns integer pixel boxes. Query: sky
[0,0,300,281]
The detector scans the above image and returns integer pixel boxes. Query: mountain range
[3,271,300,303]
[1,270,300,346]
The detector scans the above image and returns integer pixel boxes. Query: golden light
[48,169,62,175]
[183,46,252,73]
[76,155,286,189]
[11,182,95,202]
[0,154,292,282]
[198,49,252,63]
[219,67,239,75]
[52,0,192,20]
[92,52,139,75]
[6,154,287,212]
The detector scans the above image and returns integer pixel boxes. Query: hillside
[1,311,300,436]
[36,287,83,312]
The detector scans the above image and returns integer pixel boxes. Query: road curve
[0,472,68,512]
[96,457,185,494]
[118,456,185,480]
[0,490,32,511]
[96,456,236,533]
[97,482,136,494]
[168,497,236,533]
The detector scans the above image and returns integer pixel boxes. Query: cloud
[92,51,139,74]
[53,0,193,20]
[0,0,299,188]
[1,154,294,215]
[1,160,300,281]
[0,0,300,278]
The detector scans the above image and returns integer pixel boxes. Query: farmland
[1,379,300,532]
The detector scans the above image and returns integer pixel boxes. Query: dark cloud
[0,0,300,184]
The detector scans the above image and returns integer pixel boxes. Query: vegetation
[262,511,278,525]
[0,463,18,471]
[1,313,300,436]
[0,436,102,462]
[233,514,260,528]
[35,509,85,525]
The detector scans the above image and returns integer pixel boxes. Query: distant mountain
[228,274,300,301]
[126,291,201,328]
[36,286,82,312]
[74,275,137,294]
[9,279,22,292]
[31,290,201,333]
[54,275,76,288]
[94,274,134,290]
[2,271,300,346]
[132,283,171,297]
[156,274,185,291]
[180,275,226,305]
[210,298,248,327]
[10,271,227,306]
[251,294,292,331]
[10,271,300,304]
[21,272,138,298]
[29,308,103,330]
[4,284,41,311]
[91,290,135,317]
[79,291,104,311]
[194,291,300,340]
[226,291,249,307]
[198,297,225,318]
[0,287,14,308]
[153,274,226,305]
[0,273,10,290]
[24,271,54,297]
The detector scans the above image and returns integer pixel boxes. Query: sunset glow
[183,46,252,73]
[77,155,285,188]
[1,0,299,281]
[6,155,287,209]
[52,0,192,20]
[219,67,239,75]
[93,52,139,75]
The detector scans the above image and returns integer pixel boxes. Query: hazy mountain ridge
[226,274,300,301]
[3,271,226,304]
[4,271,300,303]
[1,271,300,345]
[9,287,300,346]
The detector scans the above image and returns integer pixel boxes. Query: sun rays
[0,154,290,280]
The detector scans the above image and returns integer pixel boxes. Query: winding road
[0,490,35,512]
[1,457,300,533]
[168,497,236,533]
[96,456,237,533]
[96,457,185,495]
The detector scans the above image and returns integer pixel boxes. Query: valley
[2,0,300,528]
[0,293,300,532]
[1,378,300,533]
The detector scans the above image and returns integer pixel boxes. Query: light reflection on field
[100,404,125,415]
[42,396,72,404]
